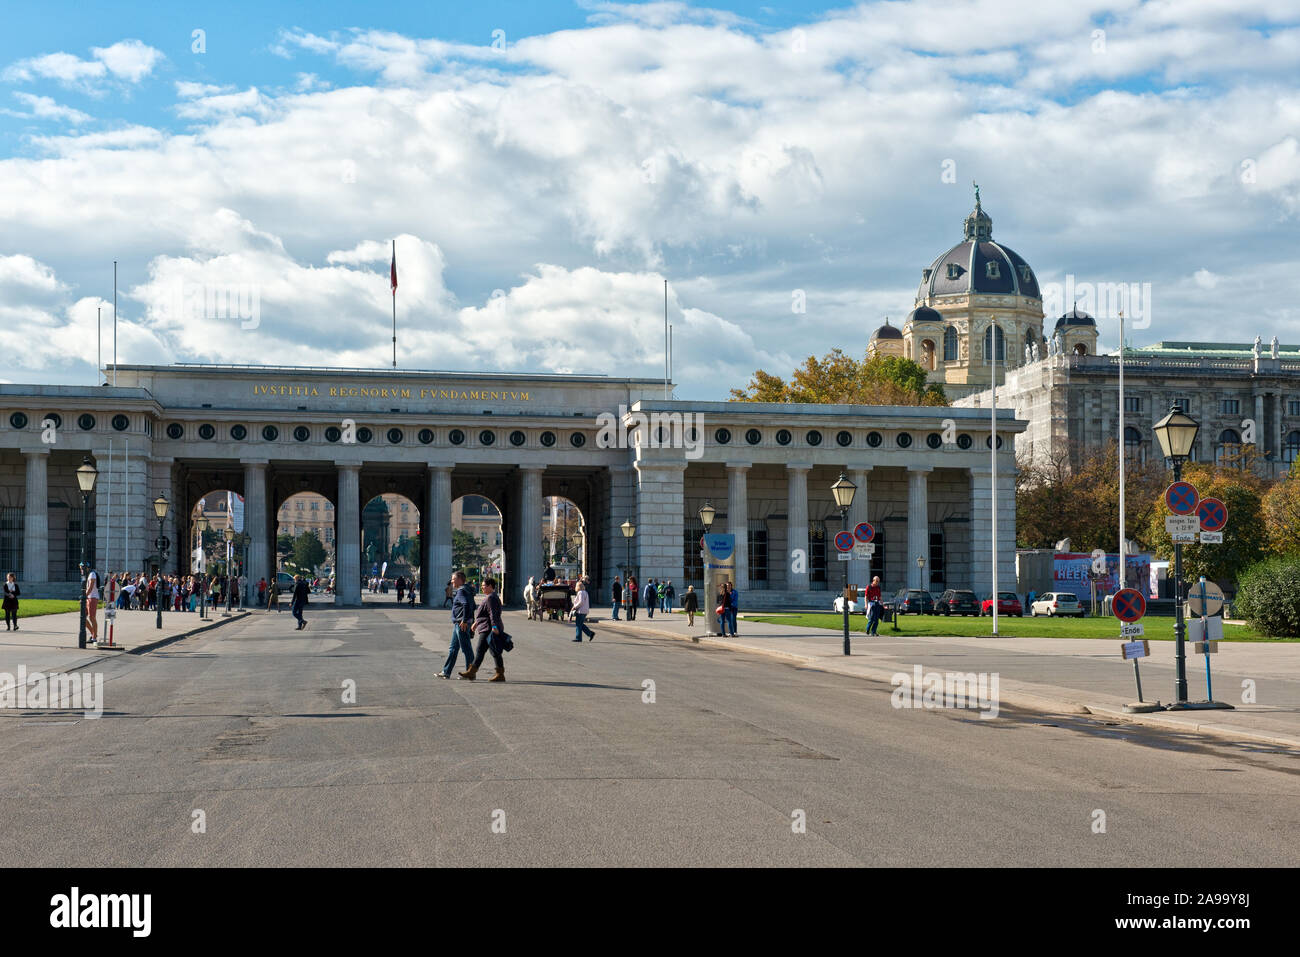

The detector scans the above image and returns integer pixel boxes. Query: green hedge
[1235,557,1300,638]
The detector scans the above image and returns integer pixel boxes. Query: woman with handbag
[3,572,20,630]
[460,578,507,682]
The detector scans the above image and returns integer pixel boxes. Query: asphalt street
[1,605,1296,866]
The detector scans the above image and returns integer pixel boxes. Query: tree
[730,349,947,406]
[290,530,327,574]
[276,533,295,563]
[1142,465,1268,584]
[452,528,487,572]
[1262,460,1300,555]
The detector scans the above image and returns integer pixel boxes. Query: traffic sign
[836,552,853,561]
[853,522,875,543]
[1112,588,1147,623]
[1165,515,1198,542]
[1199,531,1223,544]
[1187,580,1224,617]
[1120,622,1145,638]
[1188,616,1224,641]
[1198,497,1228,532]
[1192,641,1219,655]
[853,543,875,559]
[1165,481,1199,515]
[1121,639,1149,659]
[834,530,855,552]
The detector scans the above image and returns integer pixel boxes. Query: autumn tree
[1262,459,1300,555]
[730,349,947,406]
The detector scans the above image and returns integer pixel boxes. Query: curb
[601,619,1300,751]
[125,611,251,655]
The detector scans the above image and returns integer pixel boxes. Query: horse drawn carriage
[535,580,575,621]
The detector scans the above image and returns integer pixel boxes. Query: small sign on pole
[1199,531,1223,544]
[1165,514,1199,543]
[1121,639,1149,660]
[1120,622,1145,638]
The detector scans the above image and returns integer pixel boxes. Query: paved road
[1,606,1296,866]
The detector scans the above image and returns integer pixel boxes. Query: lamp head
[76,457,98,494]
[698,502,716,529]
[831,472,857,510]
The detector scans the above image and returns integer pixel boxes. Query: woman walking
[460,578,506,682]
[626,574,639,621]
[3,572,19,630]
[682,584,699,630]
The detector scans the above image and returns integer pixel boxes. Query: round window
[357,427,373,443]
[776,429,791,446]
[510,430,526,447]
[986,435,1004,449]
[418,428,434,445]
[896,432,912,448]
[112,414,130,432]
[165,422,184,440]
[715,428,731,444]
[926,432,942,449]
[9,412,29,429]
[325,426,342,443]
[262,425,279,441]
[294,426,311,442]
[957,433,973,450]
[570,432,586,448]
[230,424,247,441]
[479,430,495,446]
[836,430,852,447]
[198,423,216,440]
[43,413,61,429]
[388,428,403,444]
[540,431,556,447]
[449,429,465,446]
[806,430,823,446]
[745,428,762,445]
[78,414,96,431]
[866,431,882,448]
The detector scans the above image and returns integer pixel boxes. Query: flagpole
[391,240,397,368]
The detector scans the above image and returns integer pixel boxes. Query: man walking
[664,580,675,613]
[460,578,506,682]
[610,575,621,620]
[643,578,657,619]
[727,582,740,636]
[440,571,477,679]
[571,580,595,642]
[866,575,884,636]
[291,574,310,630]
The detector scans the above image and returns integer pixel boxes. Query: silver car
[1029,592,1084,617]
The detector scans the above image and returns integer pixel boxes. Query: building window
[1173,397,1190,413]
[809,520,827,589]
[983,324,1005,362]
[870,529,886,582]
[310,501,319,510]
[985,261,1000,279]
[1123,396,1141,413]
[943,326,958,362]
[1285,431,1300,464]
[1289,399,1300,416]
[683,520,704,583]
[1216,429,1242,467]
[748,520,768,589]
[1124,426,1145,464]
[929,529,945,588]
[946,263,961,280]
[1221,399,1240,415]
[1018,265,1031,284]
[0,507,22,577]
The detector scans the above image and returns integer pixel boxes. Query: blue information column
[702,533,736,637]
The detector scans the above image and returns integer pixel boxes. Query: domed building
[900,188,1047,400]
[867,318,905,358]
[1053,306,1099,357]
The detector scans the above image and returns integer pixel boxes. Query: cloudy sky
[0,0,1296,398]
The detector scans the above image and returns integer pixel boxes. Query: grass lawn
[15,600,82,619]
[745,612,1277,641]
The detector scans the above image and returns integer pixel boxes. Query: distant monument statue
[1031,340,1039,363]
[1253,335,1262,359]
[1272,335,1280,359]
[1024,342,1032,365]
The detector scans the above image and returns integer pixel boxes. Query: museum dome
[916,190,1040,302]
[907,305,942,325]
[1054,306,1096,329]
[871,318,903,340]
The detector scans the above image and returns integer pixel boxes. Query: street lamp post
[75,457,98,649]
[831,473,857,656]
[620,520,636,581]
[916,554,926,590]
[1153,403,1200,707]
[224,525,235,616]
[153,494,170,630]
[698,502,716,635]
[195,515,208,620]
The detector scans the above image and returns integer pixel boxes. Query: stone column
[425,466,452,607]
[785,464,812,593]
[1275,393,1284,467]
[634,461,686,584]
[336,463,361,605]
[845,467,872,590]
[243,461,269,603]
[907,466,932,590]
[22,449,49,585]
[513,467,544,606]
[726,462,750,591]
[1254,393,1264,455]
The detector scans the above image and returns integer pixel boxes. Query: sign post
[1185,576,1233,710]
[1113,587,1159,712]
[701,533,735,638]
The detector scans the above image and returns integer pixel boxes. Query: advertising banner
[1053,553,1152,601]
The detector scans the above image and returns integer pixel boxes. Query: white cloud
[4,38,163,94]
[5,92,92,124]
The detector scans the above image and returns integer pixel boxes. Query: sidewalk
[595,610,1300,749]
[0,606,250,677]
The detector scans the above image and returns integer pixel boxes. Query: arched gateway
[0,364,1023,608]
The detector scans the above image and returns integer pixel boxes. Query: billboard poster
[1053,553,1152,601]
[229,491,245,533]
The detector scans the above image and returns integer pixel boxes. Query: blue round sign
[854,522,875,543]
[834,530,855,552]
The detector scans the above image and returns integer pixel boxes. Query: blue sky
[1,1,1297,396]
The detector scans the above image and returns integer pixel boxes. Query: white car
[1029,592,1084,617]
[833,596,858,614]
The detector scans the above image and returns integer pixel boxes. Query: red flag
[390,244,397,295]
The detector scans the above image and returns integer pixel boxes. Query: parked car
[936,589,980,616]
[893,588,935,615]
[981,592,1024,617]
[832,595,858,614]
[1029,592,1084,617]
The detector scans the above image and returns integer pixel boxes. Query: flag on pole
[390,244,397,295]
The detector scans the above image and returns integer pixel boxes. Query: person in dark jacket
[626,575,638,620]
[460,578,506,682]
[643,578,657,619]
[610,576,621,620]
[291,575,310,630]
[727,583,740,636]
[3,572,19,630]
[681,584,699,634]
[441,571,477,679]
